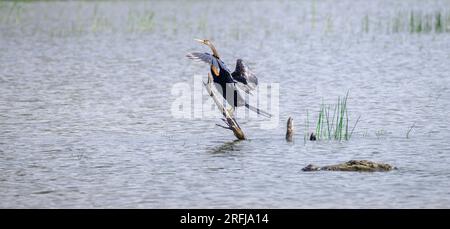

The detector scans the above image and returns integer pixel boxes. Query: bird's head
[194,39,219,58]
[194,39,212,46]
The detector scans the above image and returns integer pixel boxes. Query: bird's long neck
[208,43,220,59]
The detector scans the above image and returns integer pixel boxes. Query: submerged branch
[203,73,246,140]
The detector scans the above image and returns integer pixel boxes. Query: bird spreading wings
[186,53,259,95]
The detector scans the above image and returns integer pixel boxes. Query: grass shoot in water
[307,92,360,141]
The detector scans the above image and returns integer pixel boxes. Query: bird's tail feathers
[244,104,272,118]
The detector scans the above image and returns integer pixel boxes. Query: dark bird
[187,39,271,118]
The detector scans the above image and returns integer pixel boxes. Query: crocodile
[302,160,396,172]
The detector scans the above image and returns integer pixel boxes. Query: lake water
[1,0,450,208]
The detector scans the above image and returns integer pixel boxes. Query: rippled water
[1,0,450,208]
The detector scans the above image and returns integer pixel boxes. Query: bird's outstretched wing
[231,59,258,94]
[186,52,221,73]
[186,52,214,64]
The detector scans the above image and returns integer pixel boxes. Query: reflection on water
[208,140,243,155]
[1,0,450,208]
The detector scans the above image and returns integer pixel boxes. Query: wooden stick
[203,73,246,140]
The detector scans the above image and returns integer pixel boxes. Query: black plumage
[187,39,271,118]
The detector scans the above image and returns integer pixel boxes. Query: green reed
[127,10,155,32]
[395,10,449,34]
[308,92,360,141]
[306,110,309,143]
[435,11,442,32]
[363,14,369,33]
[406,122,416,139]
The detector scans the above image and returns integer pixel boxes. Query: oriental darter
[187,39,271,118]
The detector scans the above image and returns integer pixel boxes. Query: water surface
[1,0,450,208]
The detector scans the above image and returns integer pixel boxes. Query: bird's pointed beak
[194,38,205,44]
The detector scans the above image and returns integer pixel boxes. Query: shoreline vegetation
[1,1,449,37]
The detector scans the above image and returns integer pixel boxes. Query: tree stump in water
[286,117,294,142]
